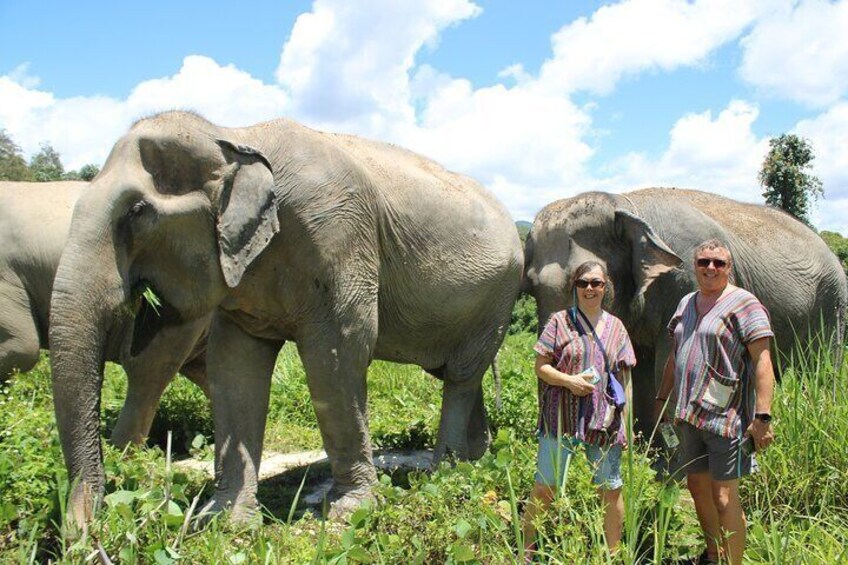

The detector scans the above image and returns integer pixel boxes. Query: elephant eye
[127,200,148,218]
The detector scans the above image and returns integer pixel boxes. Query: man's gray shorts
[677,421,756,481]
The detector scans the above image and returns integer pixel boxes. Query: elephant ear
[215,139,279,288]
[615,209,682,297]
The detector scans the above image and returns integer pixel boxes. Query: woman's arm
[534,354,594,397]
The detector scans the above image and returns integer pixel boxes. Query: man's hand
[745,417,774,452]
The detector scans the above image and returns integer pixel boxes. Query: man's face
[694,247,731,293]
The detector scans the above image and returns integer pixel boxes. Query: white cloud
[0,56,291,169]
[276,0,480,135]
[795,102,848,230]
[605,100,769,201]
[740,0,848,107]
[538,0,769,95]
[126,56,290,127]
[7,63,40,89]
[397,78,594,219]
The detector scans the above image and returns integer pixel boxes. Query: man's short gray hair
[693,239,732,264]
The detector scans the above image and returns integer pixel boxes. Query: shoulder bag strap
[574,307,613,374]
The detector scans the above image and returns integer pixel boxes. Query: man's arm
[745,337,775,450]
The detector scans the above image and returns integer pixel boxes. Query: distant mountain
[515,220,532,242]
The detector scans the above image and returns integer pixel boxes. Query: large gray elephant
[0,180,210,447]
[49,111,523,526]
[524,188,847,432]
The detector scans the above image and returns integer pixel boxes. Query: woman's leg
[522,435,574,555]
[600,487,624,549]
[522,483,555,553]
[586,443,624,550]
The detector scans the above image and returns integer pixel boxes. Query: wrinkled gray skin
[49,111,523,526]
[524,188,847,434]
[0,181,210,447]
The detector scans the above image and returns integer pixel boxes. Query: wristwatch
[754,413,772,423]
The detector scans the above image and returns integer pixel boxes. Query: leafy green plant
[2,331,848,563]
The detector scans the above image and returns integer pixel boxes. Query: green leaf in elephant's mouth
[130,279,163,318]
[142,285,163,316]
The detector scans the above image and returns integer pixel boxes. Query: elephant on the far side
[524,188,847,434]
[0,180,210,447]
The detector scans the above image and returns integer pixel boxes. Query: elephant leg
[434,358,491,463]
[179,353,210,397]
[631,344,657,440]
[296,315,378,518]
[0,287,40,380]
[111,318,210,447]
[201,314,281,523]
[110,366,174,448]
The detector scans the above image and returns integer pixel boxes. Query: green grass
[1,334,847,563]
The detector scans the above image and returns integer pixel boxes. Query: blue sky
[2,0,847,231]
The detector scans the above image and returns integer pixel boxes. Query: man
[654,239,775,565]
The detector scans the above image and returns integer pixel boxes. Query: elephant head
[49,112,279,527]
[524,192,683,331]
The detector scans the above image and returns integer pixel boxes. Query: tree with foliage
[29,143,65,181]
[63,163,100,181]
[0,129,33,181]
[77,163,100,181]
[820,231,848,278]
[759,133,823,225]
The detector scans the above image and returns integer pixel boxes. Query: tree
[63,163,101,181]
[77,163,100,181]
[820,231,848,278]
[29,143,65,181]
[758,133,823,225]
[0,129,33,181]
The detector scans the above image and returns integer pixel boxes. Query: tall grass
[1,333,847,562]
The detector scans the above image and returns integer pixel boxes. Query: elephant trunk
[50,232,127,528]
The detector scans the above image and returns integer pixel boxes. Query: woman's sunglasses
[696,258,728,269]
[575,278,606,289]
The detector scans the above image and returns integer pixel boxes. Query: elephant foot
[194,491,261,529]
[326,485,375,521]
[467,426,491,460]
[63,480,104,540]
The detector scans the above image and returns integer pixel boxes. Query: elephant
[0,180,210,447]
[523,188,847,434]
[48,111,523,526]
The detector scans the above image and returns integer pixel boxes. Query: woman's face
[574,266,606,310]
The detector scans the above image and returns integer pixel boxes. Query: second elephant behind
[524,188,847,432]
[0,180,209,447]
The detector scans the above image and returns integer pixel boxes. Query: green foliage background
[0,129,99,182]
[759,133,823,226]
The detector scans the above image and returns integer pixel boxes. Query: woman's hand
[564,372,595,397]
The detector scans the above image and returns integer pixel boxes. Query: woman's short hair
[569,260,615,306]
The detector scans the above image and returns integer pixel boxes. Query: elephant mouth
[129,279,182,356]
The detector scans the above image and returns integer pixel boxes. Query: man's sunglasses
[696,258,728,269]
[575,279,606,289]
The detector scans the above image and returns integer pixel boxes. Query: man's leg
[687,471,722,562]
[712,479,745,565]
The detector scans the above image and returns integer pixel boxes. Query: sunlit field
[1,332,846,563]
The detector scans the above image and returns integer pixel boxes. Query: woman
[522,261,636,558]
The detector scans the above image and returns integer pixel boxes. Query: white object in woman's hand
[567,372,595,396]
